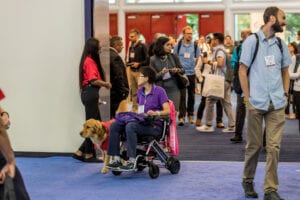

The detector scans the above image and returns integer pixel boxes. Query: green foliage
[285,13,300,43]
[187,14,199,40]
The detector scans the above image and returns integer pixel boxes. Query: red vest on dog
[99,119,115,150]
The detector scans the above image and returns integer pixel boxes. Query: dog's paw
[101,167,109,174]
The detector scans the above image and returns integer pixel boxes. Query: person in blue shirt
[239,7,291,200]
[173,26,201,125]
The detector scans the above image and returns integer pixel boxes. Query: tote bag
[202,70,224,100]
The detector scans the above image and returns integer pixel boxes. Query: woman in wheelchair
[107,66,170,171]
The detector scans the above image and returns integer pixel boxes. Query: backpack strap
[194,42,198,58]
[177,39,182,55]
[276,37,283,54]
[247,33,259,75]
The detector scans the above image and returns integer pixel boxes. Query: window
[234,13,300,43]
[126,0,221,3]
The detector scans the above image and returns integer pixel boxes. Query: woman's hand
[170,68,180,73]
[161,67,169,74]
[0,112,10,129]
[104,82,112,89]
[0,163,15,184]
[146,110,158,116]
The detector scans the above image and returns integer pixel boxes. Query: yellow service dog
[80,100,131,174]
[80,118,115,174]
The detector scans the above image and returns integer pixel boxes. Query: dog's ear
[93,121,105,135]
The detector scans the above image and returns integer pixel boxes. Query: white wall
[0,0,86,152]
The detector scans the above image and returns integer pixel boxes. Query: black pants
[196,96,223,122]
[293,90,300,132]
[235,94,246,136]
[110,94,127,118]
[0,153,30,200]
[79,85,101,156]
[179,74,195,118]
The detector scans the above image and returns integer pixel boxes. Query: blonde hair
[182,26,193,34]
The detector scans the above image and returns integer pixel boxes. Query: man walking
[174,26,200,125]
[239,7,291,200]
[127,29,148,111]
[196,33,235,132]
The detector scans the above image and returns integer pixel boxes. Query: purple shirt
[137,85,168,112]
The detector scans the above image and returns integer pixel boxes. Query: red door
[199,11,224,37]
[125,13,151,47]
[109,13,118,36]
[151,14,177,40]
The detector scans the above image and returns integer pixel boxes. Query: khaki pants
[205,81,235,127]
[243,102,285,192]
[129,70,139,112]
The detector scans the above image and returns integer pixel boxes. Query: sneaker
[106,160,122,169]
[242,181,258,198]
[188,116,195,124]
[222,126,235,133]
[196,125,214,132]
[119,161,135,171]
[289,113,296,119]
[195,119,202,127]
[264,191,284,200]
[230,135,243,143]
[178,118,185,126]
[216,122,225,128]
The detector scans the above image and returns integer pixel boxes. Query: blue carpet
[16,157,300,200]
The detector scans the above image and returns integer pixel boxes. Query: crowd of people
[70,6,299,200]
[1,5,299,200]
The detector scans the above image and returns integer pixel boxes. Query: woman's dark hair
[79,38,106,89]
[139,66,157,84]
[153,36,170,57]
[289,42,298,54]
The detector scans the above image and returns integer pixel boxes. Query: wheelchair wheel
[148,162,160,179]
[166,157,180,174]
[112,170,122,176]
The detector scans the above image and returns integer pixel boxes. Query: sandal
[72,154,84,161]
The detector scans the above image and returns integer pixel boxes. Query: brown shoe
[216,122,225,128]
[188,116,195,124]
[178,118,185,126]
[196,119,201,127]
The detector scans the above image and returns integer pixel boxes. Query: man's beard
[272,20,283,33]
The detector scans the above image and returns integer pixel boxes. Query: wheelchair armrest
[143,114,170,123]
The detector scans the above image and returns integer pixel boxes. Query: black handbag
[0,176,16,200]
[175,73,189,89]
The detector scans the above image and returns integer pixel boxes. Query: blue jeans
[107,121,162,158]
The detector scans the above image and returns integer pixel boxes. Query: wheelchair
[111,115,180,179]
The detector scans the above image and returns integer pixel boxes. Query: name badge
[163,71,171,80]
[264,55,275,67]
[138,105,145,114]
[184,52,191,59]
[130,52,135,58]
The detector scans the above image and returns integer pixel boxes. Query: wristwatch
[284,92,288,97]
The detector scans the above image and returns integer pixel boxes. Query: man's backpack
[177,39,198,58]
[232,33,283,94]
[215,48,234,82]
